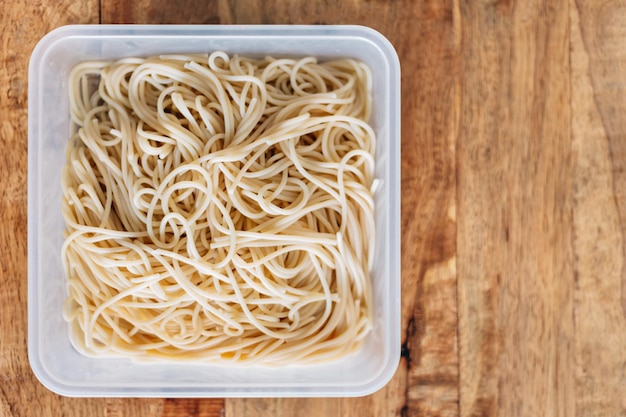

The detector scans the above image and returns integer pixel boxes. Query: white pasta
[61,52,375,365]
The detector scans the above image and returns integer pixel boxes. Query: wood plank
[397,1,460,414]
[456,1,576,416]
[102,1,460,416]
[570,2,626,415]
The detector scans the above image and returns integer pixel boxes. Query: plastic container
[28,25,401,397]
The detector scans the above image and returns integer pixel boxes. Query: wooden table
[2,0,625,416]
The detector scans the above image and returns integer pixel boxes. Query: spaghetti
[61,52,375,365]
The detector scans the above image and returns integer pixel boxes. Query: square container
[28,25,401,397]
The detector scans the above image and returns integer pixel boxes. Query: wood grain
[394,1,460,416]
[570,1,626,416]
[456,1,575,416]
[3,0,626,416]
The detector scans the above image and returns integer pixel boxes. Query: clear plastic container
[28,25,401,397]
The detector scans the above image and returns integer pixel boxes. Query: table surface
[3,0,626,416]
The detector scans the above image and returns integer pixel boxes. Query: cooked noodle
[61,52,375,365]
